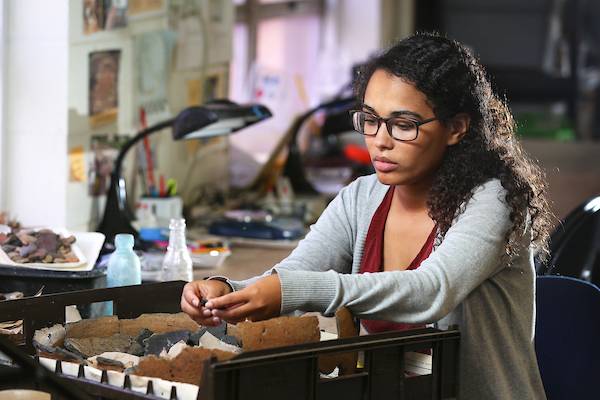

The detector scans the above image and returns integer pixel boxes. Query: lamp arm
[113,118,175,177]
[97,118,174,243]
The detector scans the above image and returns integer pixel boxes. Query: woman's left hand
[205,274,282,323]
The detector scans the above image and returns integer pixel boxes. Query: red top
[359,186,437,333]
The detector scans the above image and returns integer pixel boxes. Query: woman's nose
[373,124,394,150]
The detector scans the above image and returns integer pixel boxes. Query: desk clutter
[208,210,305,241]
[128,177,319,280]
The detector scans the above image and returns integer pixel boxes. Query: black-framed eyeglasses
[349,110,440,142]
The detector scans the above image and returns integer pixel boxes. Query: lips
[373,156,398,173]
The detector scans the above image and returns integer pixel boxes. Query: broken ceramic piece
[33,324,66,348]
[143,330,190,356]
[87,352,140,370]
[206,323,226,338]
[64,334,139,358]
[164,340,189,359]
[34,343,86,362]
[198,331,241,354]
[135,328,154,346]
[187,327,207,346]
[220,335,240,347]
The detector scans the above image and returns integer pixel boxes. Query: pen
[159,175,166,197]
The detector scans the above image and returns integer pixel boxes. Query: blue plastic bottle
[106,234,141,314]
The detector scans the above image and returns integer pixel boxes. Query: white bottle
[161,218,193,282]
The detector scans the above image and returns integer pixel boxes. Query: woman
[181,33,551,399]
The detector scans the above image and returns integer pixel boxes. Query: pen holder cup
[136,196,183,228]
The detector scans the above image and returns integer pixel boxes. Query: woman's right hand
[181,279,232,326]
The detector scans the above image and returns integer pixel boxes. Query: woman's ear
[446,113,470,145]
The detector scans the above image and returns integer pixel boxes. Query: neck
[393,177,433,212]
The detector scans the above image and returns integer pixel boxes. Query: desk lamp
[97,101,272,244]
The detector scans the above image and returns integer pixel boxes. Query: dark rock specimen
[207,323,227,338]
[187,327,208,346]
[143,330,191,356]
[135,328,154,346]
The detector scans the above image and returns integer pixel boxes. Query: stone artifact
[0,228,78,264]
[143,330,190,356]
[133,347,235,385]
[231,315,320,351]
[64,334,142,358]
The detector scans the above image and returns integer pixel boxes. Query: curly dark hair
[354,32,553,260]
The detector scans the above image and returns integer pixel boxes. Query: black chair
[535,276,600,400]
[536,195,600,287]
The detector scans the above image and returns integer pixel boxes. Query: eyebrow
[361,103,424,120]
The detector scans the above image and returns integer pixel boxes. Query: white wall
[3,0,69,227]
[0,1,6,211]
[316,0,381,99]
[335,0,381,73]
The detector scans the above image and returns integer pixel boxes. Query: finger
[183,285,202,308]
[181,299,202,318]
[205,291,247,310]
[181,295,221,323]
[184,311,220,326]
[212,303,255,322]
[210,302,242,316]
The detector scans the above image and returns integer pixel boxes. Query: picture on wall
[104,0,128,30]
[83,0,104,34]
[89,50,121,127]
[83,0,127,35]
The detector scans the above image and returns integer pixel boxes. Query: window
[228,0,324,188]
[0,1,5,209]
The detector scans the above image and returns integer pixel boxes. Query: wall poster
[88,50,121,127]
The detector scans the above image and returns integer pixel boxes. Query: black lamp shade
[171,106,219,141]
[173,103,272,140]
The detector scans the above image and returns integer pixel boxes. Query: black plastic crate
[0,265,107,297]
[0,282,460,400]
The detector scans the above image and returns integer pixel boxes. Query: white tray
[0,230,104,272]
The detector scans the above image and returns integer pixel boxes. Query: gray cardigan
[229,174,547,399]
